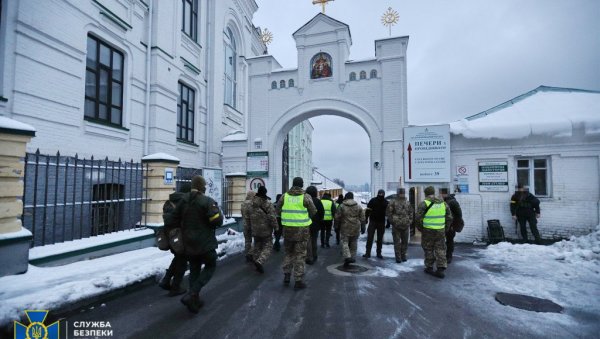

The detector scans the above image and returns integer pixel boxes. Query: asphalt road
[61,241,597,339]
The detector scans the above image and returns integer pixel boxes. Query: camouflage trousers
[341,235,358,260]
[282,238,308,281]
[392,226,410,261]
[243,222,253,257]
[253,235,273,265]
[421,229,447,269]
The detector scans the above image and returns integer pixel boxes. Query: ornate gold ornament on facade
[312,0,334,14]
[381,7,399,36]
[260,28,273,46]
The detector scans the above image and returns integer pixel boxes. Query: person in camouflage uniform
[440,187,464,263]
[275,177,317,289]
[248,186,278,273]
[335,192,366,267]
[416,186,453,279]
[386,187,414,263]
[241,190,256,263]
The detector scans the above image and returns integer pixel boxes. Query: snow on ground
[0,229,244,327]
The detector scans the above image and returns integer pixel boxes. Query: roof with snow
[311,169,343,192]
[222,130,247,142]
[450,86,600,139]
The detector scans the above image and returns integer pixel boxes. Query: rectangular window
[177,82,195,143]
[516,158,549,196]
[84,35,124,126]
[182,0,198,41]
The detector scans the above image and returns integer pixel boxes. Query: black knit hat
[292,177,304,188]
[191,175,206,193]
[424,186,435,196]
[306,185,318,198]
[257,186,267,197]
[344,192,354,200]
[377,189,385,196]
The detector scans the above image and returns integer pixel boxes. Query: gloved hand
[385,220,391,229]
[361,224,366,234]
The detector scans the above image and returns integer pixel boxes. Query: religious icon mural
[310,52,332,79]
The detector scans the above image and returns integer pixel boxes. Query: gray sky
[253,0,600,185]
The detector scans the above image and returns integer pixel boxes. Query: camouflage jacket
[248,195,279,237]
[275,186,317,241]
[335,199,366,236]
[386,197,414,229]
[241,191,255,231]
[415,196,453,233]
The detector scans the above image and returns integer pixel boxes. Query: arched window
[349,72,356,81]
[271,81,277,89]
[310,52,332,79]
[288,79,295,87]
[224,27,237,108]
[370,69,377,78]
[280,80,286,88]
[359,71,366,80]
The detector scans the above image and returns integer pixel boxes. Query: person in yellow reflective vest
[416,186,453,279]
[275,177,317,289]
[320,193,336,248]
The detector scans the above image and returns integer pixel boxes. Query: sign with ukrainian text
[247,152,269,177]
[478,161,508,192]
[403,125,451,182]
[203,168,223,204]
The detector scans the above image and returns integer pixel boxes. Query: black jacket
[510,192,541,217]
[366,196,388,222]
[169,190,223,256]
[444,194,463,228]
[310,197,325,231]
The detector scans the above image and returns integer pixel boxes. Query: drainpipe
[143,0,153,156]
[204,0,212,167]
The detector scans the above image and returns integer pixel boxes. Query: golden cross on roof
[312,0,334,14]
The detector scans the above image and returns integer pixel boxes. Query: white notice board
[403,125,451,182]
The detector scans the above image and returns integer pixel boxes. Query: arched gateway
[222,13,408,196]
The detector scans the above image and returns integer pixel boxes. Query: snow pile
[552,224,600,262]
[482,225,600,267]
[0,231,245,327]
[471,225,600,314]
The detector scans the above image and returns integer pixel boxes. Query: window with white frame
[516,158,549,196]
[182,0,198,41]
[224,27,237,108]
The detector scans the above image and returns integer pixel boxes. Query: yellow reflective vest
[423,200,446,230]
[281,193,311,227]
[322,199,333,221]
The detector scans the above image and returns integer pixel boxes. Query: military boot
[294,281,307,290]
[433,268,446,279]
[343,258,352,268]
[424,267,435,276]
[255,261,264,274]
[158,269,172,290]
[180,292,204,314]
[283,273,291,286]
[168,275,186,297]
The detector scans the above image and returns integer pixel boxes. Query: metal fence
[22,150,149,247]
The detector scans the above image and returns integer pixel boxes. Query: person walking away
[248,186,278,273]
[159,183,191,296]
[305,186,324,264]
[335,192,366,268]
[334,194,344,245]
[416,186,452,279]
[169,175,223,313]
[386,188,414,263]
[510,184,541,244]
[320,193,336,248]
[276,177,317,289]
[440,188,464,263]
[272,194,283,251]
[241,191,256,263]
[363,189,388,259]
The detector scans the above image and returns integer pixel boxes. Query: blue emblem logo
[14,310,59,339]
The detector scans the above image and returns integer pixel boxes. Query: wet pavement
[58,242,597,339]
